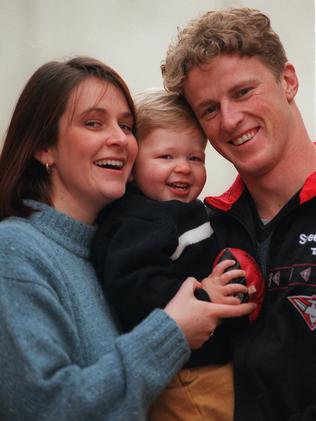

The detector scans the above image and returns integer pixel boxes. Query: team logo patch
[288,295,316,331]
[299,267,311,282]
[268,271,281,287]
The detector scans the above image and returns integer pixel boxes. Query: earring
[45,162,51,175]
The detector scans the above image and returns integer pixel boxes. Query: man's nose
[220,101,243,133]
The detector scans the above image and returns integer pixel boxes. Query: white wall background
[0,0,315,196]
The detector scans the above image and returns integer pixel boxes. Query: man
[162,7,316,421]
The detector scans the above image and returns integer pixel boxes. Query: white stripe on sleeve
[170,222,213,261]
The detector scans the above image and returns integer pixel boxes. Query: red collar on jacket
[204,171,316,211]
[204,175,244,211]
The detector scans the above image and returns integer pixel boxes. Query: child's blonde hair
[134,88,207,144]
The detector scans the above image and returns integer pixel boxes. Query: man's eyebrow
[195,78,259,111]
[227,78,259,94]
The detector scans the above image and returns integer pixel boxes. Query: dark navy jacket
[92,184,231,368]
[205,172,316,421]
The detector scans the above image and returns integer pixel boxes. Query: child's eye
[158,154,173,160]
[189,155,204,162]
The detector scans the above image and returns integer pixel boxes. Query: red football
[214,248,265,323]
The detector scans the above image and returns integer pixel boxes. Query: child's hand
[201,259,248,305]
[164,276,256,349]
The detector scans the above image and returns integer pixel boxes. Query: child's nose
[174,160,191,174]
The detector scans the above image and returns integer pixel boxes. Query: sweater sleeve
[0,275,189,420]
[92,205,186,332]
[0,217,190,420]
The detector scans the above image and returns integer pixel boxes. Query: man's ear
[281,62,299,103]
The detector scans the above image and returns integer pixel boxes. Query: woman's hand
[164,276,256,349]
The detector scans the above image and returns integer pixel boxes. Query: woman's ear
[281,62,299,103]
[34,149,54,166]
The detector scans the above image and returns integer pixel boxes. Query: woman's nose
[106,125,128,146]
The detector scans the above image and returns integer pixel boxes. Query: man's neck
[243,140,316,220]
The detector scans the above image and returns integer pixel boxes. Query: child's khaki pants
[149,362,234,421]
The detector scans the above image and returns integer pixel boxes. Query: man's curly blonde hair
[161,7,287,95]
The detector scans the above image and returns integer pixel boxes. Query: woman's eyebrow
[79,107,134,120]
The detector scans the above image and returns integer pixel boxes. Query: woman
[0,56,254,420]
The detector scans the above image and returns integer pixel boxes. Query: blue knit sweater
[0,201,190,420]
